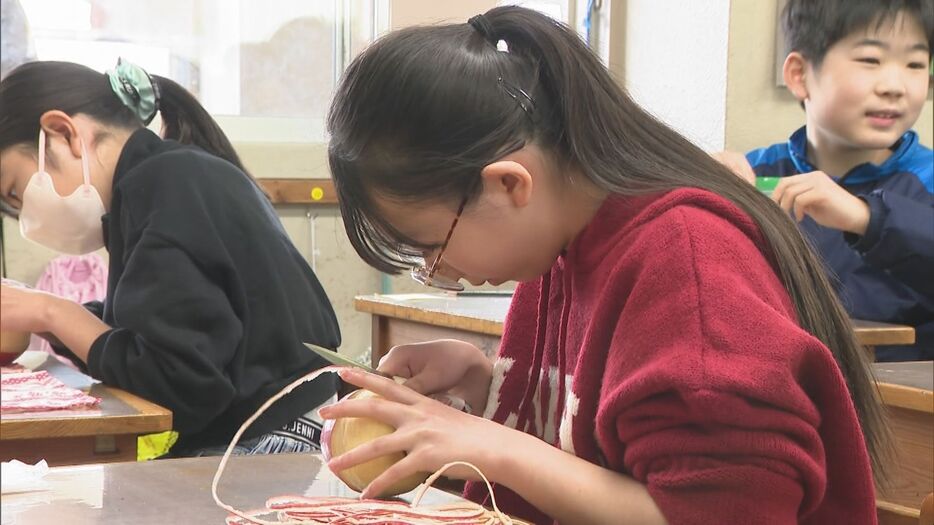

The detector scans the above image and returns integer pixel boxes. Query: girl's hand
[0,284,60,333]
[772,171,871,234]
[319,368,525,499]
[377,339,493,416]
[1,284,108,362]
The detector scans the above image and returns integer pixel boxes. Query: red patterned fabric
[0,370,100,413]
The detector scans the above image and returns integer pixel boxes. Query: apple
[321,388,428,497]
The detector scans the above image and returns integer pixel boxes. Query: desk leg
[921,492,934,525]
[371,316,390,369]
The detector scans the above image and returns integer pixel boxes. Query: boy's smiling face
[793,12,930,153]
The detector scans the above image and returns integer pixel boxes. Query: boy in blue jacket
[733,0,933,361]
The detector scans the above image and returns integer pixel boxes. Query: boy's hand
[772,171,871,235]
[711,151,756,185]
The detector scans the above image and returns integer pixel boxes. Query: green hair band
[107,58,160,125]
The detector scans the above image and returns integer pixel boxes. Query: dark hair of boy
[782,0,934,108]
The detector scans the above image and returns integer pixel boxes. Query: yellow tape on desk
[138,430,178,461]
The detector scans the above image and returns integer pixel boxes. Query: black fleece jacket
[58,129,340,452]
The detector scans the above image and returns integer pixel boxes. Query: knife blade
[303,342,391,378]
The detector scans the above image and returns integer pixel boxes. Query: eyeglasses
[410,192,470,292]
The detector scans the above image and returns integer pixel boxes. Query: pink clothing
[29,254,108,368]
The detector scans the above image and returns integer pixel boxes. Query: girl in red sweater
[319,6,889,524]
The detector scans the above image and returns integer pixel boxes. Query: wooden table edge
[877,499,921,519]
[354,297,504,336]
[852,319,916,346]
[354,299,915,346]
[858,330,916,346]
[0,386,172,440]
[876,382,934,414]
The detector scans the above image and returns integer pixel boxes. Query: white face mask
[19,129,107,255]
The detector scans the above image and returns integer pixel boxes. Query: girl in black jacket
[0,60,341,456]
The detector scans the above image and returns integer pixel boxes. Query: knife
[303,342,392,378]
[303,342,473,414]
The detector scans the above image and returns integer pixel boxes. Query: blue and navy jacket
[747,127,934,361]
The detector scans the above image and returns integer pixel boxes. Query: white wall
[624,0,730,152]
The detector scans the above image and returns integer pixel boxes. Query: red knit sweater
[465,189,876,524]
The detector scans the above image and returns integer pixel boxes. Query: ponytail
[153,75,250,176]
[0,60,252,180]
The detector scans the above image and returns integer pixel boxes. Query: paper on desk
[1,459,50,494]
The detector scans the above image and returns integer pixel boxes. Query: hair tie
[468,14,497,46]
[106,58,160,125]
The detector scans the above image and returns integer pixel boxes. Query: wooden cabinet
[875,362,934,525]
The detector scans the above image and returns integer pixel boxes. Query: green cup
[756,177,780,197]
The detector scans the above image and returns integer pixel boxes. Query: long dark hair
[0,61,248,175]
[328,6,891,482]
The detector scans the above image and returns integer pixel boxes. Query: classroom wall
[725,0,934,152]
[390,0,497,29]
[623,0,731,152]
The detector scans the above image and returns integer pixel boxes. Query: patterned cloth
[0,370,100,413]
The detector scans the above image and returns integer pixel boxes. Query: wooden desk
[874,361,934,525]
[856,320,917,347]
[0,352,172,466]
[355,293,916,366]
[356,293,510,367]
[0,453,496,525]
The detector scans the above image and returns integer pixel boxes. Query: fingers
[319,391,412,426]
[397,375,433,396]
[781,186,814,221]
[336,369,414,400]
[790,190,820,222]
[326,428,411,475]
[773,178,814,220]
[361,454,426,499]
[376,347,416,380]
[376,342,449,396]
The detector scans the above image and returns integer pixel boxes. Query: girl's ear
[480,160,534,208]
[783,52,810,102]
[38,110,83,159]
